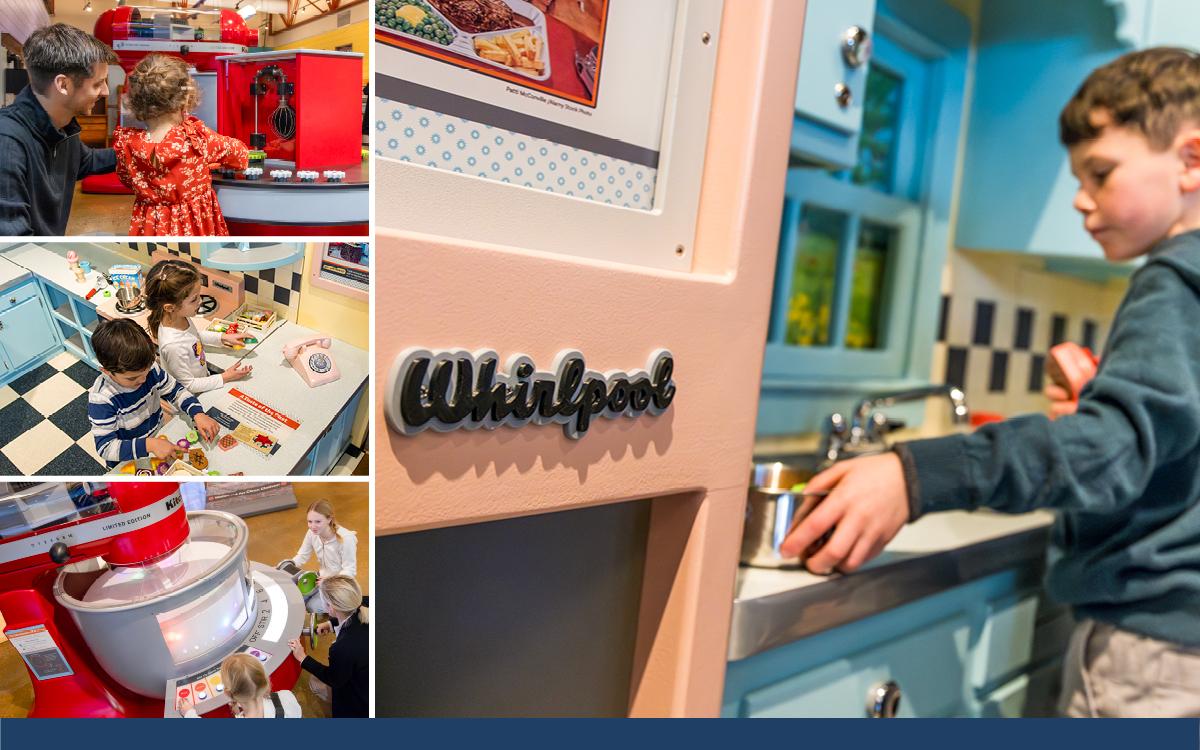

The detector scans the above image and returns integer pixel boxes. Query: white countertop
[736,510,1056,602]
[0,255,32,289]
[2,242,131,299]
[129,321,367,476]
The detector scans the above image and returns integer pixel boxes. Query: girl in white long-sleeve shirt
[147,261,253,394]
[292,499,358,612]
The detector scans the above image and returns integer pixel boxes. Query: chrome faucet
[819,384,969,467]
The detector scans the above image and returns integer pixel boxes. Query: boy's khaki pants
[1059,619,1200,717]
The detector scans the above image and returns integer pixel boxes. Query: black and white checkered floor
[0,350,366,477]
[0,351,106,475]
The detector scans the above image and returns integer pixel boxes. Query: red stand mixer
[94,6,258,75]
[0,483,303,718]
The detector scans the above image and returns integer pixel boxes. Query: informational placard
[376,0,678,210]
[6,625,74,680]
[312,242,370,299]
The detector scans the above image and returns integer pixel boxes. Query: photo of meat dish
[429,0,524,33]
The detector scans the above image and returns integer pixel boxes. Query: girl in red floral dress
[114,54,248,235]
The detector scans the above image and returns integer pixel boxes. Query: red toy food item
[218,434,238,451]
[1046,342,1100,418]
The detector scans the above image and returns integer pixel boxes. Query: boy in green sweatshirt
[781,47,1200,718]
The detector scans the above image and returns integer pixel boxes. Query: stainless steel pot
[115,285,143,314]
[740,462,826,568]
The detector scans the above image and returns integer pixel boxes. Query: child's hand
[316,621,333,636]
[147,436,178,460]
[288,638,306,662]
[779,452,909,575]
[176,695,195,715]
[221,363,252,383]
[220,331,253,347]
[1043,383,1079,419]
[194,414,220,441]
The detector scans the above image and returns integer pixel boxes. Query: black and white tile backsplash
[928,249,1127,424]
[122,242,303,323]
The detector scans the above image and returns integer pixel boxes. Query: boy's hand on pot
[779,452,910,575]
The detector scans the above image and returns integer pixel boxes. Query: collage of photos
[0,0,373,722]
[6,0,1200,735]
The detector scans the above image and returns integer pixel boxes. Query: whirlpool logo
[385,348,676,439]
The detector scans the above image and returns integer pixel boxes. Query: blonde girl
[288,575,369,718]
[291,499,358,613]
[179,653,301,718]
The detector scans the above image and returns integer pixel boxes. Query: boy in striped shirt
[88,318,220,467]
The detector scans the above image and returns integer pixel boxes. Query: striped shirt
[88,363,204,467]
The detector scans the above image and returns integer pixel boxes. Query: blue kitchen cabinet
[955,0,1198,265]
[722,570,1066,718]
[791,0,877,169]
[759,0,970,435]
[295,384,365,475]
[0,280,61,386]
[40,280,100,369]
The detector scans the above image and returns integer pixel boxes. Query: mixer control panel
[161,567,303,717]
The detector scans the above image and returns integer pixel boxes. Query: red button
[178,688,190,699]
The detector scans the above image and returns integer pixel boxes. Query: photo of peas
[376,0,457,46]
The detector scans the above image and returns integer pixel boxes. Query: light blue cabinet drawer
[971,593,1039,691]
[0,280,43,314]
[741,612,971,717]
[791,0,876,169]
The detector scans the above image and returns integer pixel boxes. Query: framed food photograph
[310,241,370,300]
[374,0,724,272]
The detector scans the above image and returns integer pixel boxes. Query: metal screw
[701,32,711,44]
[675,244,685,257]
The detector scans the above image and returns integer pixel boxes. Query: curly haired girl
[113,54,248,235]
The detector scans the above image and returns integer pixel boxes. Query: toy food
[218,434,238,451]
[189,448,209,470]
[186,430,200,444]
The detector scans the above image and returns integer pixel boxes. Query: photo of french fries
[474,29,546,77]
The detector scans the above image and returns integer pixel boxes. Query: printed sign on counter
[6,625,74,680]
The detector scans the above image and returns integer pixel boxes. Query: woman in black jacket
[289,575,369,718]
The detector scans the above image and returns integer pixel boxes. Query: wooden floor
[64,185,133,236]
[0,481,369,718]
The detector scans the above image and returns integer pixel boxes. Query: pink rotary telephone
[283,337,341,387]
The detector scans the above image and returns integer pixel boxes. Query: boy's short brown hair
[1061,47,1200,150]
[23,24,118,94]
[93,319,156,374]
[125,54,200,122]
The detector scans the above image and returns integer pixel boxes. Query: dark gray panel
[376,500,652,717]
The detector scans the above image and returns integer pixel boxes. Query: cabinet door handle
[842,25,872,68]
[835,82,853,108]
[867,681,902,718]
